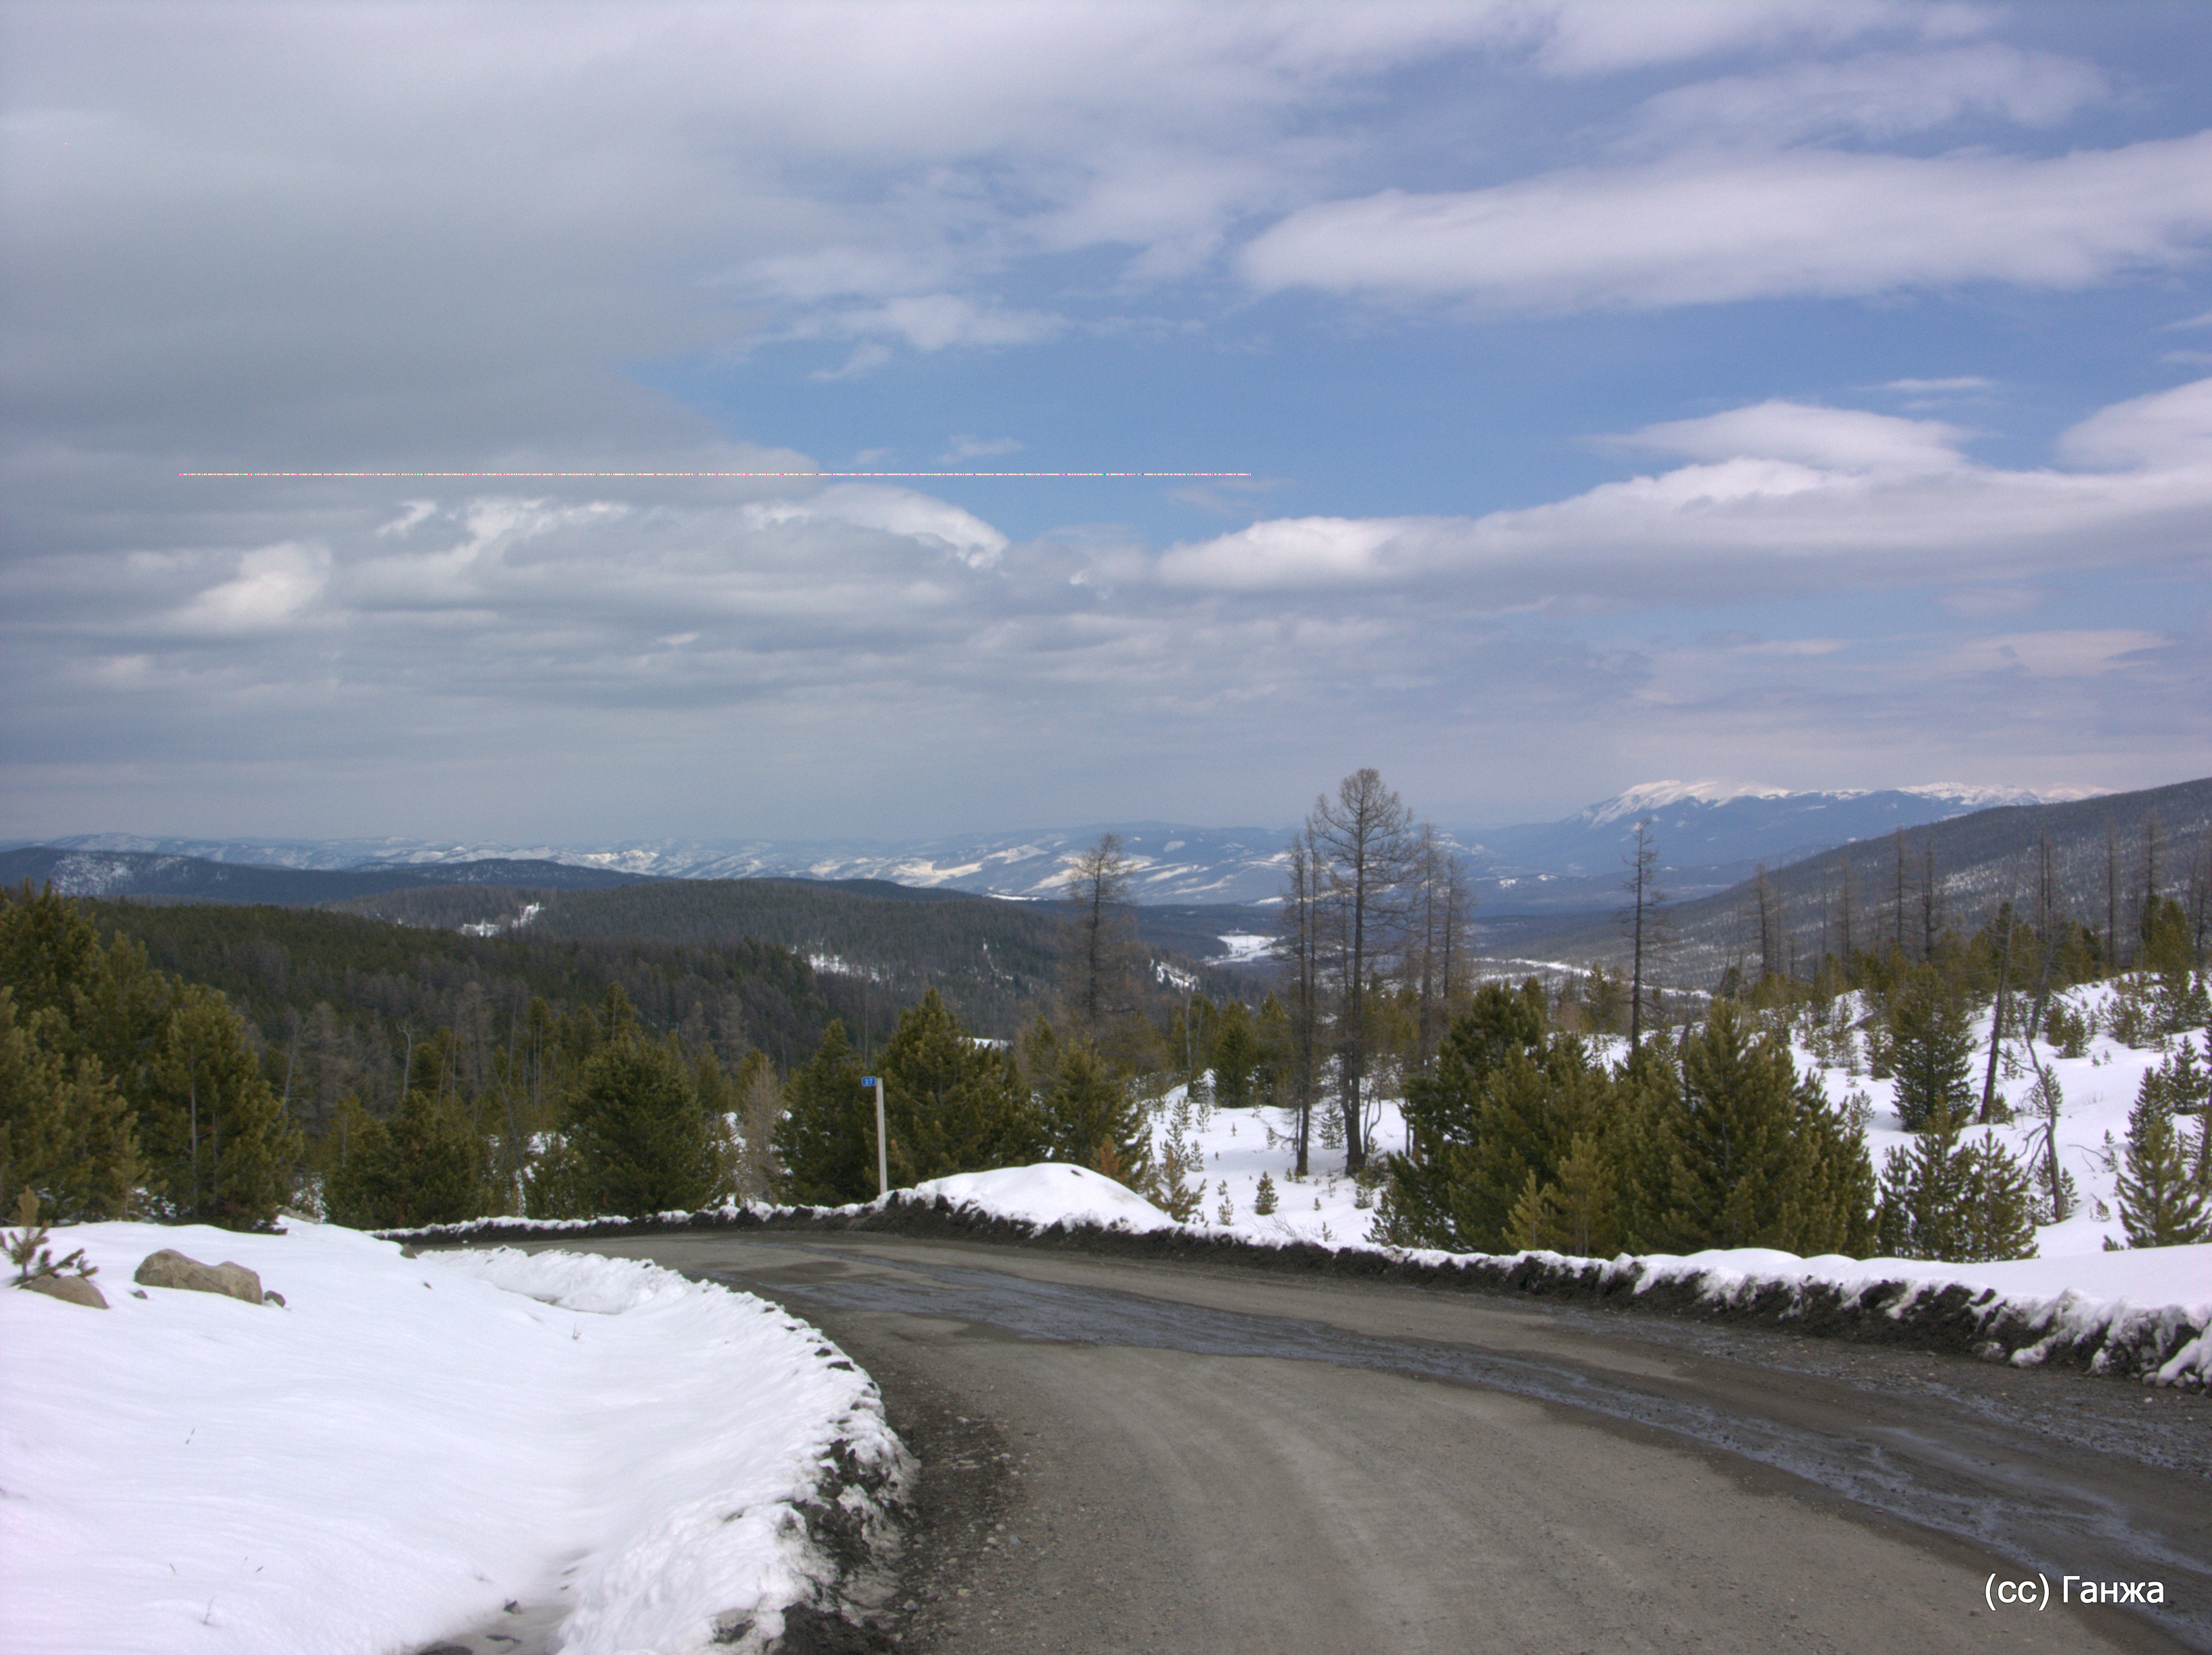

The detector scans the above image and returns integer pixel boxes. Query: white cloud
[1882,376,1993,394]
[173,542,328,633]
[746,485,1008,569]
[1159,380,2212,600]
[1532,0,1983,77]
[937,435,1024,464]
[1944,629,2167,678]
[1624,401,1971,473]
[1936,585,2043,620]
[804,295,1066,355]
[1242,132,2212,312]
[2056,377,2212,471]
[1627,46,2101,145]
[1157,516,1416,589]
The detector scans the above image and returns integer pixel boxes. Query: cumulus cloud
[1241,133,2212,312]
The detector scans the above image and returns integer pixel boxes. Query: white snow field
[0,1221,904,1655]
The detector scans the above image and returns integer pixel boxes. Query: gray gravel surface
[556,1233,2210,1655]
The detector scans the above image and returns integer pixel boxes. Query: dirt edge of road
[387,1196,2206,1385]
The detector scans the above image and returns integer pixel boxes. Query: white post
[861,1074,888,1198]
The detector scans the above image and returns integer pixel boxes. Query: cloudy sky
[5,1,2208,843]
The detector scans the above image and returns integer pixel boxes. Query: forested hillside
[53,898,838,1136]
[1510,777,2212,989]
[0,846,656,904]
[332,876,1248,1035]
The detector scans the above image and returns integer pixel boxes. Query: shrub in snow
[1147,1093,1205,1223]
[2039,995,2093,1058]
[5,1190,98,1289]
[1252,1171,1278,1215]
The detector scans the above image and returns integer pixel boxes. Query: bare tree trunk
[1893,828,1909,958]
[1622,819,1664,1045]
[1754,862,1775,982]
[1980,900,2016,1124]
[2105,819,2120,968]
[1309,770,1411,1175]
[1920,836,1938,960]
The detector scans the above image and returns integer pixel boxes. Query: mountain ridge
[7,780,2116,911]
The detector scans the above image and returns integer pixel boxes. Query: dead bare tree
[1308,768,1411,1175]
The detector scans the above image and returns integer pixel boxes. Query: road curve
[565,1232,2210,1655]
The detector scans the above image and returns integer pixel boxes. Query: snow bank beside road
[910,1163,1180,1233]
[0,1221,904,1655]
[916,1167,2212,1388]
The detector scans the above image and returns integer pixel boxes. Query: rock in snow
[134,1247,266,1304]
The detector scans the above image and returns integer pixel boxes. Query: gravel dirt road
[558,1231,2210,1655]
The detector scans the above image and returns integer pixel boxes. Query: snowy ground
[1,1221,904,1655]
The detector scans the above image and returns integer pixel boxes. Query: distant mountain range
[5,781,2105,914]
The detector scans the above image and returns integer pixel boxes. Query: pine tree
[324,1087,483,1228]
[1375,979,1550,1250]
[1888,970,1975,1130]
[1308,768,1413,1175]
[2115,1073,2212,1247]
[1041,1037,1148,1180]
[1209,1000,1260,1108]
[2138,1035,2211,1117]
[1652,1003,1872,1255]
[1505,1132,1619,1258]
[149,983,297,1228]
[1875,1115,2037,1261]
[723,1049,784,1202]
[774,1020,873,1205]
[0,985,143,1223]
[878,989,1043,1182]
[567,1032,723,1217]
[1253,1171,1279,1215]
[1147,1094,1202,1219]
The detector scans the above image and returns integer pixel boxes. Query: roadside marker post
[860,1075,887,1198]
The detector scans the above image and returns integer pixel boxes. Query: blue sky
[3,1,2208,842]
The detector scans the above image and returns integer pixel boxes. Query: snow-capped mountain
[1467,781,2105,880]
